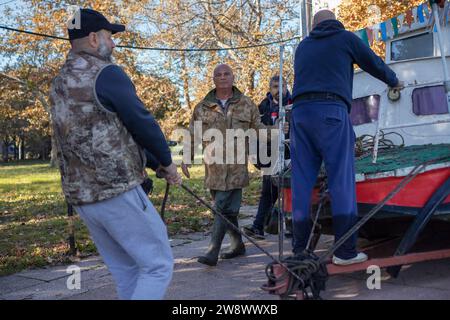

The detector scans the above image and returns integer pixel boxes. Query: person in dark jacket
[290,9,403,265]
[243,75,292,240]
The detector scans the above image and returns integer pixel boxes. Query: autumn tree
[0,0,183,163]
[137,0,301,120]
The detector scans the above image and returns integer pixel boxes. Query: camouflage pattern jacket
[49,51,147,205]
[189,87,268,191]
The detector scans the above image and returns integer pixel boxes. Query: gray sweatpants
[74,186,173,300]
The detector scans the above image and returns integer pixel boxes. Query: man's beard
[98,38,113,62]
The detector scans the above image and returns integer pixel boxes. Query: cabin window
[391,32,433,61]
[412,85,449,116]
[350,95,380,125]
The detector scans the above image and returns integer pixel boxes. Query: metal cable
[0,25,300,51]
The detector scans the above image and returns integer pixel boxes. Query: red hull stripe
[356,168,450,207]
[283,168,450,212]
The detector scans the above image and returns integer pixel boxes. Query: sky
[0,0,25,69]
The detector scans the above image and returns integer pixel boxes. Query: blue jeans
[290,101,358,259]
[75,186,173,300]
[253,175,278,231]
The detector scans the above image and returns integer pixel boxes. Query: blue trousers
[290,101,358,259]
[75,186,173,300]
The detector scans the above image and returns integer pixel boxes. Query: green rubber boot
[197,216,227,266]
[220,215,246,259]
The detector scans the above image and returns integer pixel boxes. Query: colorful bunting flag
[380,22,387,41]
[406,9,414,26]
[397,13,406,32]
[361,29,369,46]
[446,3,450,26]
[391,17,399,37]
[386,19,394,39]
[366,27,374,45]
[417,4,425,23]
[352,2,440,43]
[372,24,381,41]
[442,2,450,26]
[413,7,419,26]
[423,3,430,19]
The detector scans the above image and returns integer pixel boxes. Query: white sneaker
[332,252,368,266]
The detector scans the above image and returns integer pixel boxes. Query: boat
[278,2,450,242]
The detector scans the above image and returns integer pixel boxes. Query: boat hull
[282,167,450,216]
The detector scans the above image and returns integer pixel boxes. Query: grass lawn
[0,160,262,276]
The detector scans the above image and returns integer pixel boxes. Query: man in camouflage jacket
[181,64,269,266]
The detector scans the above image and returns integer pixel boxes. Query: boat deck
[355,144,450,182]
[274,144,450,186]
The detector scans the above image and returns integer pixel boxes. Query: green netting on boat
[355,144,450,175]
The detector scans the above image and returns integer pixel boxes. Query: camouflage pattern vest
[49,51,147,205]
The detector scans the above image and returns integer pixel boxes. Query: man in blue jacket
[243,75,291,240]
[291,9,403,265]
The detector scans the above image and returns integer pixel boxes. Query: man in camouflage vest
[50,9,181,299]
[181,64,268,266]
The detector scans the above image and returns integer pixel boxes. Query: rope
[160,183,170,224]
[265,251,327,300]
[355,130,405,158]
[0,25,300,52]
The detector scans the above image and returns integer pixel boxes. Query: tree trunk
[181,53,192,111]
[13,139,18,160]
[2,140,8,162]
[50,133,58,167]
[19,134,25,160]
[18,139,22,160]
[41,142,47,160]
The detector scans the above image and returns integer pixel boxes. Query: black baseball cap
[68,8,125,41]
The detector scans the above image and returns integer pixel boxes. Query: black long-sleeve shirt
[95,65,172,170]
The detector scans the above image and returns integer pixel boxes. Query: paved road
[1,206,450,300]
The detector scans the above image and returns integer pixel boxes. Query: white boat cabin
[352,21,450,147]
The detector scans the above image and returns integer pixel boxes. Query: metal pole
[301,0,310,38]
[305,0,311,36]
[372,93,385,163]
[299,0,304,39]
[372,118,382,163]
[277,45,285,260]
[432,2,450,113]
